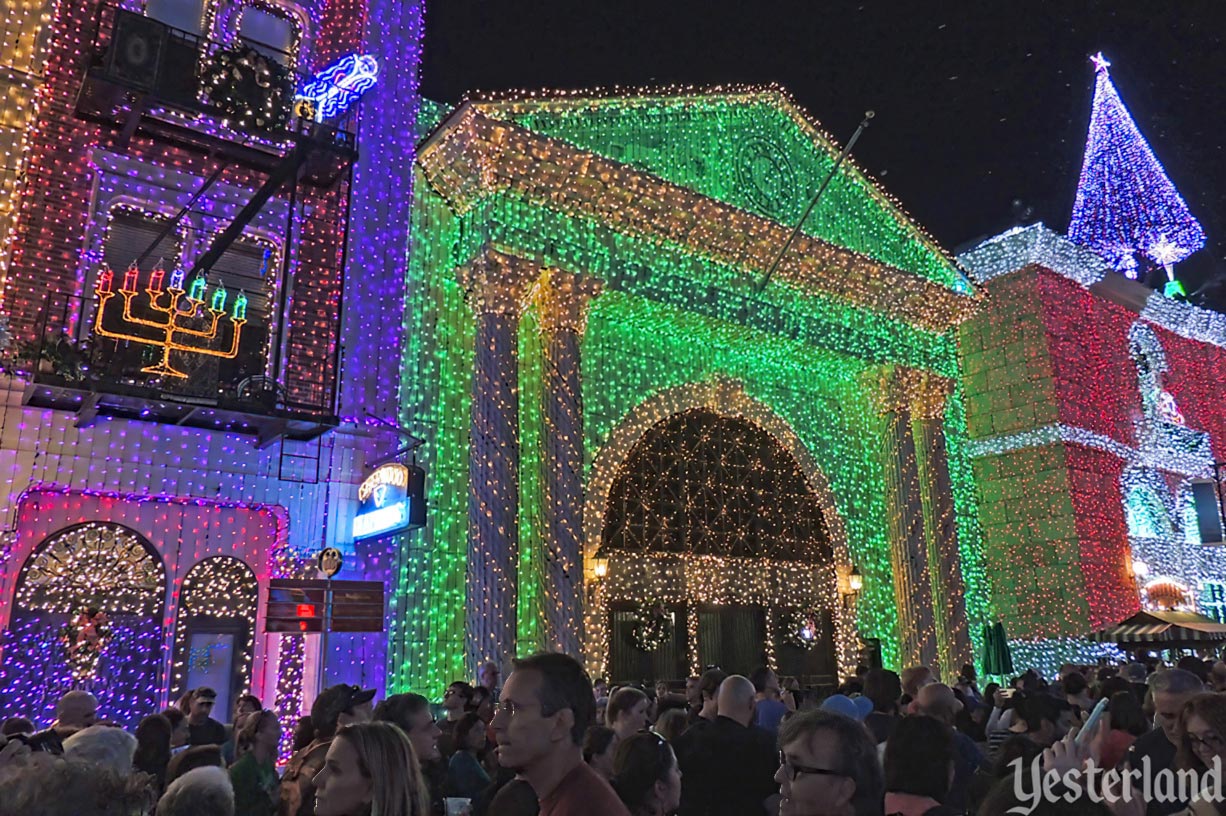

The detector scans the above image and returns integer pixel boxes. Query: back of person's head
[0,752,152,816]
[991,734,1042,778]
[913,683,960,725]
[715,675,757,725]
[165,744,223,786]
[1108,691,1148,737]
[748,666,775,694]
[2,716,34,736]
[1177,656,1209,683]
[654,708,688,743]
[697,667,726,704]
[1150,668,1205,696]
[778,709,884,816]
[884,715,953,801]
[1097,675,1132,701]
[611,732,677,814]
[133,714,173,785]
[155,766,233,816]
[311,684,375,740]
[160,708,184,730]
[583,725,616,763]
[1063,672,1088,697]
[1012,692,1063,733]
[333,721,428,816]
[373,693,430,734]
[63,725,137,776]
[455,712,485,749]
[54,690,98,730]
[512,653,596,746]
[900,666,933,697]
[607,687,649,726]
[863,669,902,713]
[290,716,315,752]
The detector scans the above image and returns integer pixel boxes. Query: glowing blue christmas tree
[1068,53,1204,281]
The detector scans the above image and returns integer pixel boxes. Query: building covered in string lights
[0,0,424,735]
[957,225,1226,673]
[398,88,990,694]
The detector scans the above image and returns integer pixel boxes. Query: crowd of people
[4,652,1226,815]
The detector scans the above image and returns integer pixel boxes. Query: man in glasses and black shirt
[775,708,884,816]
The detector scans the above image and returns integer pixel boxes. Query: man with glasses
[438,681,475,759]
[776,709,884,816]
[185,687,227,746]
[491,652,631,815]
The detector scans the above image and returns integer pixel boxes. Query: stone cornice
[418,104,981,333]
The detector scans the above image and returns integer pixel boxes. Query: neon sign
[353,464,411,540]
[295,53,379,122]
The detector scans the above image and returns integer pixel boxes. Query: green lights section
[581,290,903,669]
[500,97,970,294]
[453,194,959,378]
[517,305,549,656]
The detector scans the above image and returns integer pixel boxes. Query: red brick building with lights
[957,225,1226,669]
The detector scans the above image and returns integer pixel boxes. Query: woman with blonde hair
[312,721,428,816]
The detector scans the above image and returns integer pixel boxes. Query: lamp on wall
[592,549,609,581]
[848,565,864,594]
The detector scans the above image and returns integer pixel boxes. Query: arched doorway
[0,523,165,727]
[170,557,259,721]
[597,408,839,685]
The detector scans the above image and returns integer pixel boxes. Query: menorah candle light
[233,292,248,321]
[122,264,139,293]
[170,268,185,290]
[97,267,113,294]
[189,275,207,301]
[148,266,164,293]
[210,283,227,312]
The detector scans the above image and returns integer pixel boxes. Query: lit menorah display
[93,264,247,379]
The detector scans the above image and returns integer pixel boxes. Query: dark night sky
[421,1,1226,309]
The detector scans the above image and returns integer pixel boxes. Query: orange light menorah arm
[93,290,168,345]
[116,289,175,331]
[166,317,247,359]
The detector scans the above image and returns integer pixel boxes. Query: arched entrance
[595,405,841,685]
[0,523,165,726]
[170,557,259,721]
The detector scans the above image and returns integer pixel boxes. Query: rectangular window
[102,208,182,273]
[238,4,297,65]
[144,0,205,35]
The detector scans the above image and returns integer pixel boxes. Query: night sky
[421,1,1226,310]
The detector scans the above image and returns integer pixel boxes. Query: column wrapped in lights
[535,269,603,658]
[460,248,538,676]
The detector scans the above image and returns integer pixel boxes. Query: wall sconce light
[1131,558,1149,580]
[848,565,863,594]
[592,550,609,580]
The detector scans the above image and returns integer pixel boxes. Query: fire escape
[23,4,356,447]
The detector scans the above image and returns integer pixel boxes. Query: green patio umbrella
[981,621,1014,677]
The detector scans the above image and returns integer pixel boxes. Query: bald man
[674,674,778,816]
[913,683,985,813]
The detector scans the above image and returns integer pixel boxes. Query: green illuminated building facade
[392,89,988,695]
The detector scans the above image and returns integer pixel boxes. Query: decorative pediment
[418,91,981,333]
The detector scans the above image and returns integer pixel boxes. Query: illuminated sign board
[353,463,411,540]
[295,53,379,121]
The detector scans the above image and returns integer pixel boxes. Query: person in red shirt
[492,653,631,816]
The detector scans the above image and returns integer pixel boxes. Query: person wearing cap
[819,694,873,722]
[913,683,986,814]
[279,684,375,816]
[186,687,227,747]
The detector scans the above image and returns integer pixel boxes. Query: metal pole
[754,111,875,294]
[318,576,332,694]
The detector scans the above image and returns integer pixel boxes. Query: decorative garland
[58,608,112,683]
[201,43,293,131]
[632,600,673,652]
[781,607,822,650]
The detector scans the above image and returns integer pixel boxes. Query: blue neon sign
[296,53,379,122]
